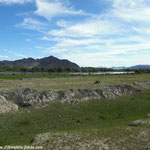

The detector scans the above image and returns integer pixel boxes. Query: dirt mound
[5,84,141,106]
[31,132,111,150]
[0,95,18,114]
[31,128,150,150]
[6,88,58,107]
[130,81,150,88]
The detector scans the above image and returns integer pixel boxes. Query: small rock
[146,114,150,118]
[128,120,142,126]
[126,127,132,131]
[58,115,62,118]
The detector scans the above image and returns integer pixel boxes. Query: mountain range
[0,56,149,69]
[0,56,79,68]
[112,65,150,70]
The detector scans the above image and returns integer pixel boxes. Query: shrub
[94,80,100,84]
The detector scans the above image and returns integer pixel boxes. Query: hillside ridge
[0,55,79,68]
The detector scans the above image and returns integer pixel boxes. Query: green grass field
[0,73,150,149]
[0,73,149,92]
[0,88,150,146]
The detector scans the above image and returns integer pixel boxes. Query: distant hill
[128,65,150,69]
[0,56,79,68]
[111,65,150,70]
[111,66,127,70]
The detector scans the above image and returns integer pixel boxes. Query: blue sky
[0,0,150,67]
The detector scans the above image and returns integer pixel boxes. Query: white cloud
[39,0,150,67]
[61,52,128,67]
[41,37,107,47]
[3,50,27,58]
[113,0,150,23]
[47,0,150,38]
[41,33,150,66]
[49,18,125,38]
[35,0,86,20]
[12,0,150,66]
[36,45,68,54]
[56,38,103,47]
[0,55,8,59]
[15,54,27,57]
[44,48,68,54]
[0,0,32,4]
[61,50,150,67]
[57,20,68,28]
[16,18,47,31]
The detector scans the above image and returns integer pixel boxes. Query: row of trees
[123,69,150,73]
[0,66,114,73]
[0,66,150,73]
[134,69,150,74]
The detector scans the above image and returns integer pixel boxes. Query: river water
[0,71,134,75]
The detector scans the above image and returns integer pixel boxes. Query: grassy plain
[0,73,150,149]
[0,73,149,92]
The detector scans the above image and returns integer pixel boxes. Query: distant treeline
[0,66,150,73]
[0,66,114,73]
[124,69,150,74]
